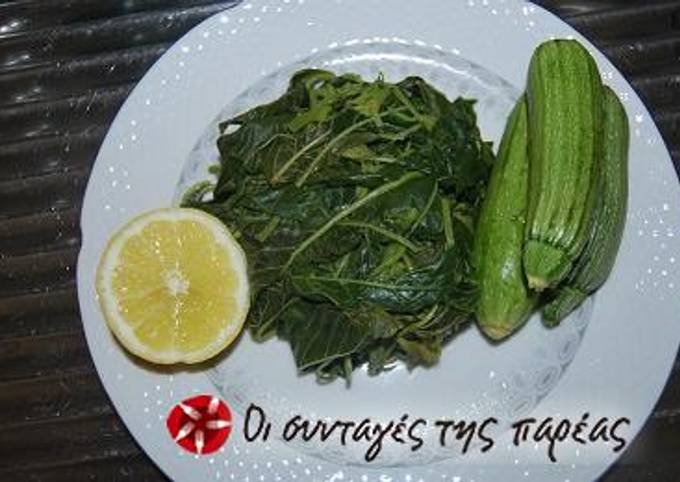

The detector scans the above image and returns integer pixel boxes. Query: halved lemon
[96,208,249,364]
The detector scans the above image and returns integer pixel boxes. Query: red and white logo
[166,395,232,455]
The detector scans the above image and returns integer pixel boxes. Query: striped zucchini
[473,98,536,341]
[523,40,604,291]
[543,86,629,324]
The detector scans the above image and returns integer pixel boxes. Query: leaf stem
[391,86,421,121]
[339,221,419,252]
[407,179,438,235]
[254,297,298,339]
[441,198,455,249]
[378,123,422,142]
[271,130,331,183]
[290,275,437,292]
[334,253,351,277]
[283,171,422,269]
[295,107,408,187]
[401,304,439,335]
[255,216,280,242]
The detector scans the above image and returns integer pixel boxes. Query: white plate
[77,1,680,481]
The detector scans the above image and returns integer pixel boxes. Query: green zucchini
[543,86,629,324]
[523,40,604,291]
[473,98,536,341]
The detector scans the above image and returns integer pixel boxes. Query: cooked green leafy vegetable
[184,69,494,382]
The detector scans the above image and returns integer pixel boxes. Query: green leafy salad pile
[184,69,495,382]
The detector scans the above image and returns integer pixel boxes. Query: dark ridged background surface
[0,1,678,480]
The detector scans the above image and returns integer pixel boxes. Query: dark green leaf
[185,69,493,382]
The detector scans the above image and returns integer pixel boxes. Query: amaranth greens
[184,69,494,382]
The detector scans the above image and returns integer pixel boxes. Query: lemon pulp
[96,208,249,364]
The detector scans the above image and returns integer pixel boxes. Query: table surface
[0,1,679,480]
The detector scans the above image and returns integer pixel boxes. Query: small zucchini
[473,98,536,341]
[543,86,629,324]
[523,40,604,291]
